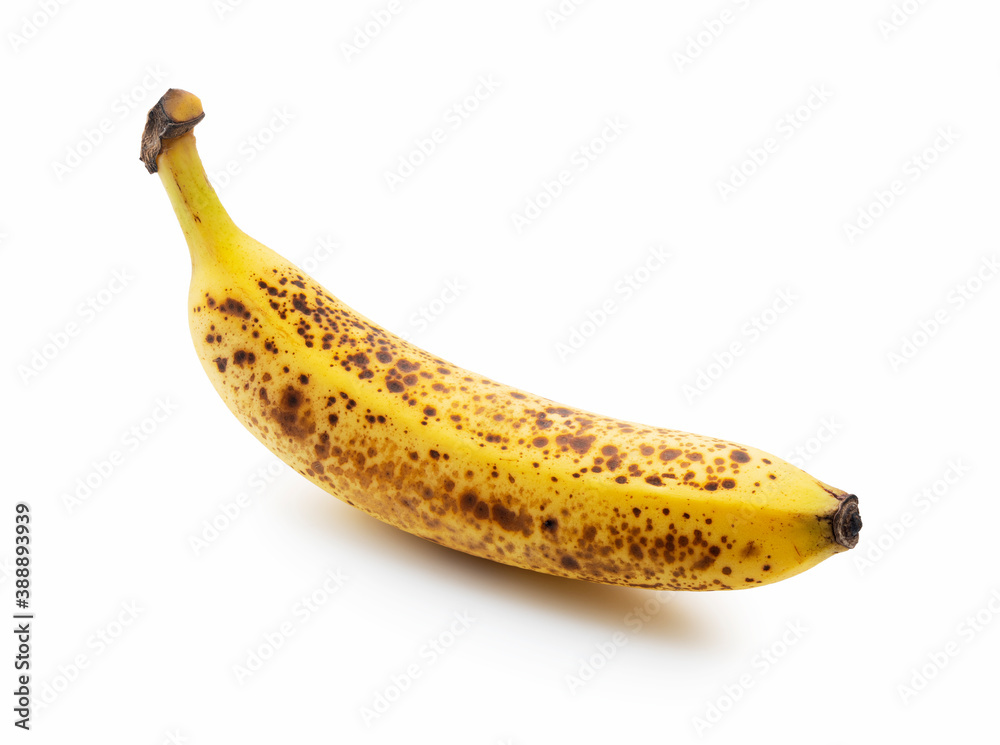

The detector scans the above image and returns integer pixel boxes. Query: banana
[141,89,861,591]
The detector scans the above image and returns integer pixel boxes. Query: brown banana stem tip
[832,495,862,549]
[140,88,205,174]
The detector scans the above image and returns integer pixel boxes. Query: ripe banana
[141,89,861,591]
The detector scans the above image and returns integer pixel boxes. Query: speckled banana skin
[144,90,860,591]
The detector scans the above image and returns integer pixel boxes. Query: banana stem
[142,90,242,267]
[140,89,205,174]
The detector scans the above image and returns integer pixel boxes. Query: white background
[3,0,999,742]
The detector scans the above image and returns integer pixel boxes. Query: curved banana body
[143,90,860,591]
